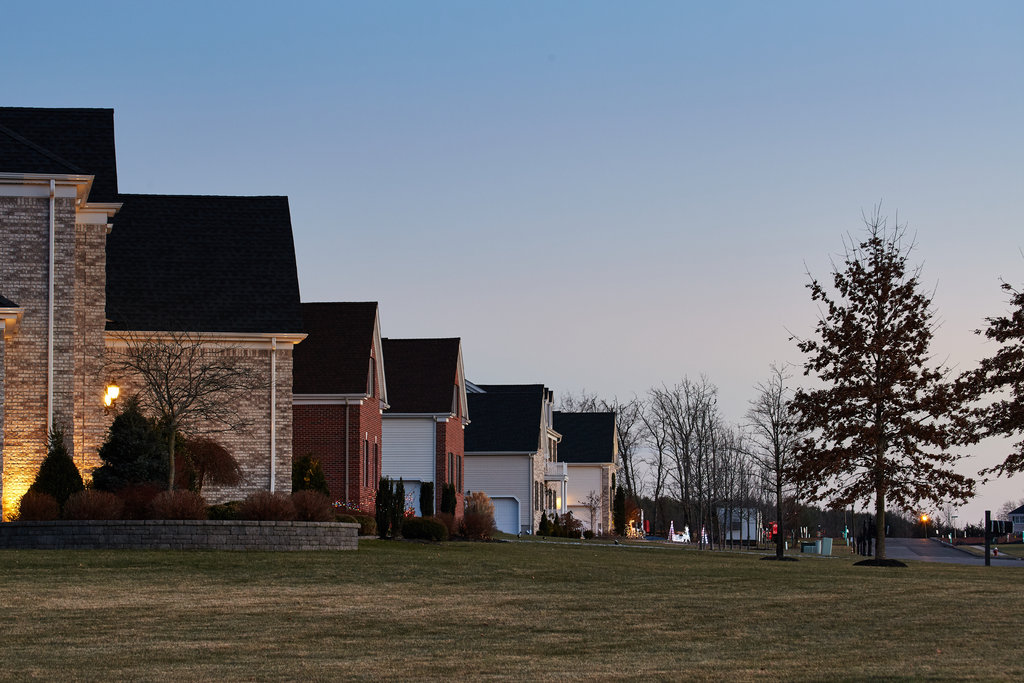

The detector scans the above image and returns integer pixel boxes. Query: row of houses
[0,107,617,533]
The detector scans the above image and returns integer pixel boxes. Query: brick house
[0,107,304,518]
[553,411,618,534]
[380,338,468,520]
[464,384,565,534]
[292,302,387,512]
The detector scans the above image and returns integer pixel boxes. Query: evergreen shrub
[402,516,449,541]
[207,501,242,520]
[92,397,167,492]
[420,481,435,517]
[28,425,84,508]
[375,477,393,538]
[440,483,457,515]
[433,511,457,538]
[391,479,407,537]
[292,454,330,495]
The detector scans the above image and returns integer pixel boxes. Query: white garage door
[492,497,520,534]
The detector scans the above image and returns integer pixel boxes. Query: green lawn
[1,539,1022,680]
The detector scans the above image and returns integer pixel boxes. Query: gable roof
[382,338,462,414]
[0,107,118,202]
[465,390,544,453]
[294,302,380,394]
[0,294,17,308]
[106,194,303,334]
[553,411,617,464]
[1010,504,1024,517]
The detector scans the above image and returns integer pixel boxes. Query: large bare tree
[106,331,268,490]
[790,210,974,563]
[746,363,800,559]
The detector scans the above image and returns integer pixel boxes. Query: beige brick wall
[103,340,294,503]
[0,196,86,519]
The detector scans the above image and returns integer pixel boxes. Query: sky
[3,1,1023,525]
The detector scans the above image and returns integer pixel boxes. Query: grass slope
[1,541,1022,680]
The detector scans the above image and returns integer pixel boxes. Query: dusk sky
[4,1,1022,524]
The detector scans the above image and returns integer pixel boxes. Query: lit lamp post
[952,514,958,541]
[920,513,929,539]
[103,383,120,408]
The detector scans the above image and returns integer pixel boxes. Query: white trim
[464,450,536,456]
[105,331,306,348]
[293,393,368,406]
[383,412,454,420]
[270,337,277,493]
[372,308,388,407]
[0,172,94,205]
[0,308,21,339]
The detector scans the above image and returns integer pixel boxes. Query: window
[367,358,375,397]
[373,442,379,484]
[452,385,460,415]
[457,455,463,491]
[448,452,454,483]
[364,439,370,487]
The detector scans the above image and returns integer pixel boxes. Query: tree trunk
[875,488,886,560]
[167,429,176,491]
[776,471,784,559]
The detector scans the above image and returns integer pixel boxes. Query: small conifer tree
[292,454,330,495]
[392,479,406,537]
[29,424,84,509]
[440,483,457,515]
[420,481,435,517]
[613,486,627,536]
[538,511,551,536]
[376,477,393,539]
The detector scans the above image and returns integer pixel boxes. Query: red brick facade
[291,339,383,514]
[435,415,465,520]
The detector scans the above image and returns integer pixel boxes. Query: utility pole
[985,510,991,567]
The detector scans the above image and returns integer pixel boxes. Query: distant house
[0,107,305,517]
[553,411,617,534]
[1010,504,1024,535]
[465,384,565,534]
[380,338,468,520]
[716,507,762,544]
[292,302,387,511]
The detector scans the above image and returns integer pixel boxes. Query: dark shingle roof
[553,411,617,464]
[382,338,460,413]
[0,107,118,202]
[106,194,303,334]
[0,294,18,308]
[1011,504,1024,516]
[464,390,543,453]
[294,302,378,394]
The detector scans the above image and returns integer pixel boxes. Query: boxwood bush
[402,516,449,542]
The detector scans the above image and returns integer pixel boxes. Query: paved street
[871,537,1023,566]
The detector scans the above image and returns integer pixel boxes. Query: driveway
[879,537,1022,566]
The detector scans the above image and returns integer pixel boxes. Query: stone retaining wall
[0,520,359,551]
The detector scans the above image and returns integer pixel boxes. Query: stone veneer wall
[0,520,358,550]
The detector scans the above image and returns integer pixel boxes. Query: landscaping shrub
[538,511,551,536]
[391,479,407,536]
[560,513,584,539]
[291,490,334,522]
[93,396,167,492]
[583,529,595,540]
[207,500,242,520]
[28,425,84,509]
[440,483,457,516]
[292,454,329,495]
[63,490,124,520]
[352,514,377,536]
[375,477,393,538]
[462,491,496,540]
[148,490,208,520]
[402,516,449,542]
[239,491,296,521]
[613,485,626,536]
[181,437,243,493]
[15,491,59,521]
[419,481,434,517]
[116,482,164,520]
[433,511,458,538]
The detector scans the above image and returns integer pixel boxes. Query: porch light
[104,384,120,407]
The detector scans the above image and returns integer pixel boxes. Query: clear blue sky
[4,1,1022,524]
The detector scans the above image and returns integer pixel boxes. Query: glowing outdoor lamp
[104,383,120,407]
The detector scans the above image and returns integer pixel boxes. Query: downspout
[46,179,55,432]
[269,337,277,492]
[344,397,350,505]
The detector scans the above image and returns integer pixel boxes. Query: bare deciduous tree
[560,391,646,501]
[746,363,800,559]
[106,330,268,490]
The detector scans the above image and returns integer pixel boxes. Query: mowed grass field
[1,540,1022,681]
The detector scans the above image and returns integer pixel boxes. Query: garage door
[492,497,520,535]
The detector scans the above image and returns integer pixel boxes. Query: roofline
[562,460,616,466]
[106,330,307,346]
[464,451,537,456]
[0,306,22,339]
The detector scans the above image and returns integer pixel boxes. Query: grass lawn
[2,540,1022,681]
